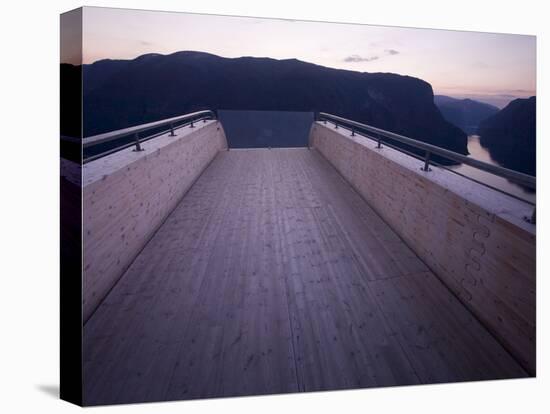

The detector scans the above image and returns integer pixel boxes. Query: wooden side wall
[83,121,227,322]
[310,122,536,374]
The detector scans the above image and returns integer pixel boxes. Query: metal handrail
[317,112,536,191]
[317,112,536,224]
[83,109,216,150]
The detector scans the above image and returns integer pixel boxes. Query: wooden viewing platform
[83,147,527,405]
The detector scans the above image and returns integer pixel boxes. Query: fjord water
[451,135,535,204]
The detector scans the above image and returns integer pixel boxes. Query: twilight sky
[79,6,536,108]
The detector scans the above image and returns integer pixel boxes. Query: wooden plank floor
[83,148,527,405]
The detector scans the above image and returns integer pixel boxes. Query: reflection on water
[450,135,535,204]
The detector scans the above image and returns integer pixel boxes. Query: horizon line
[64,49,536,108]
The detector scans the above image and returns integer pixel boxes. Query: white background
[0,0,547,412]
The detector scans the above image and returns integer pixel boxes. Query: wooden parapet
[310,122,536,375]
[82,120,227,322]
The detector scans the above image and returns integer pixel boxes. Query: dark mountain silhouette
[478,96,536,176]
[81,51,467,156]
[82,58,130,95]
[434,95,499,134]
[218,110,313,148]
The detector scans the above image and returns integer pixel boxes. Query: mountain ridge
[478,96,536,176]
[434,95,499,135]
[80,51,468,156]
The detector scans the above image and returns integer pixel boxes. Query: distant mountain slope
[81,51,467,155]
[434,95,499,134]
[82,58,130,94]
[478,96,536,176]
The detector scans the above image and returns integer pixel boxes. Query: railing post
[133,133,144,152]
[351,128,355,136]
[376,134,382,149]
[421,151,432,171]
[169,123,176,136]
[323,119,327,125]
[334,121,338,129]
[190,120,195,128]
